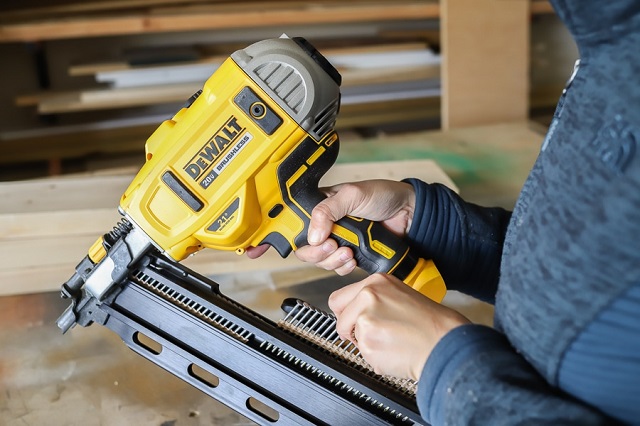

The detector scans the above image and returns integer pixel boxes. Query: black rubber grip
[267,132,419,282]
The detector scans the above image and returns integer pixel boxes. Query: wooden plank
[0,0,222,19]
[29,42,439,113]
[0,122,156,165]
[0,1,552,43]
[441,0,530,129]
[0,2,438,43]
[91,50,438,88]
[69,42,430,77]
[0,159,456,296]
[32,66,438,114]
[1,98,439,165]
[37,83,201,114]
[0,174,132,213]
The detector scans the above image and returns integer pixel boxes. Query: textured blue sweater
[405,1,640,424]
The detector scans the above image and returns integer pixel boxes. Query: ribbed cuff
[417,324,507,425]
[402,178,447,253]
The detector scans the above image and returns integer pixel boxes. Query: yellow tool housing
[117,37,445,302]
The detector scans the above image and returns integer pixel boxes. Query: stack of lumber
[1,0,446,169]
[0,1,439,43]
[0,0,556,173]
[0,0,553,42]
[0,158,457,297]
[17,41,441,115]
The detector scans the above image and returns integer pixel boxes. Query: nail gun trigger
[257,233,293,258]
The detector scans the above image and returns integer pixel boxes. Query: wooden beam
[69,42,430,77]
[21,41,439,114]
[441,0,530,129]
[0,2,439,43]
[0,0,221,19]
[27,65,439,114]
[0,1,553,43]
[0,159,456,296]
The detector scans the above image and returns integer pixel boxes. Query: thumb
[308,185,354,245]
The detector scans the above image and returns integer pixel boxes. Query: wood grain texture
[0,1,438,43]
[0,1,553,43]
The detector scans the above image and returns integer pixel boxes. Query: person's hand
[329,273,470,380]
[247,180,416,274]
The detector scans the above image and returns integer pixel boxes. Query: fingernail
[345,260,356,271]
[339,252,352,262]
[322,242,335,253]
[308,228,322,244]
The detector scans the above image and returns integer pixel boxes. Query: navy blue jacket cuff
[417,324,506,425]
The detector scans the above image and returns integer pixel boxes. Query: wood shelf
[0,1,438,43]
[0,0,559,176]
[0,1,553,43]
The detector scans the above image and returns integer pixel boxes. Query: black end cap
[292,37,342,87]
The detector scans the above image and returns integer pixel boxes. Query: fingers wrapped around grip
[294,239,356,275]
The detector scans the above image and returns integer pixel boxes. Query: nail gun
[57,36,445,425]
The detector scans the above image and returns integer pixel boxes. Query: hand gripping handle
[330,216,446,302]
[274,133,446,301]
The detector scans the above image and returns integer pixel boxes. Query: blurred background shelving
[0,0,576,180]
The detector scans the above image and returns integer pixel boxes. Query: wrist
[412,313,470,380]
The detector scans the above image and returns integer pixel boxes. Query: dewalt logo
[184,116,244,181]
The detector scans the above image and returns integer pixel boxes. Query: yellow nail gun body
[115,37,342,263]
[84,36,444,301]
[58,37,445,425]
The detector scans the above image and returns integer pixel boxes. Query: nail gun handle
[329,216,446,302]
[270,131,446,302]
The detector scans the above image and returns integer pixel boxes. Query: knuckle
[295,247,320,263]
[316,256,341,271]
[358,284,381,305]
[312,202,336,222]
[339,183,361,198]
[335,261,356,276]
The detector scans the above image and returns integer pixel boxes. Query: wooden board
[440,0,530,129]
[68,42,431,77]
[0,159,456,296]
[0,97,440,165]
[22,42,440,114]
[0,1,439,43]
[0,1,553,43]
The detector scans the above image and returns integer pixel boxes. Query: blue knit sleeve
[403,179,511,303]
[557,282,640,424]
[417,325,612,425]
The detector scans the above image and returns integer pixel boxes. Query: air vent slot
[255,62,306,113]
[313,98,340,138]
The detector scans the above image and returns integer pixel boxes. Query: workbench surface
[0,121,545,425]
